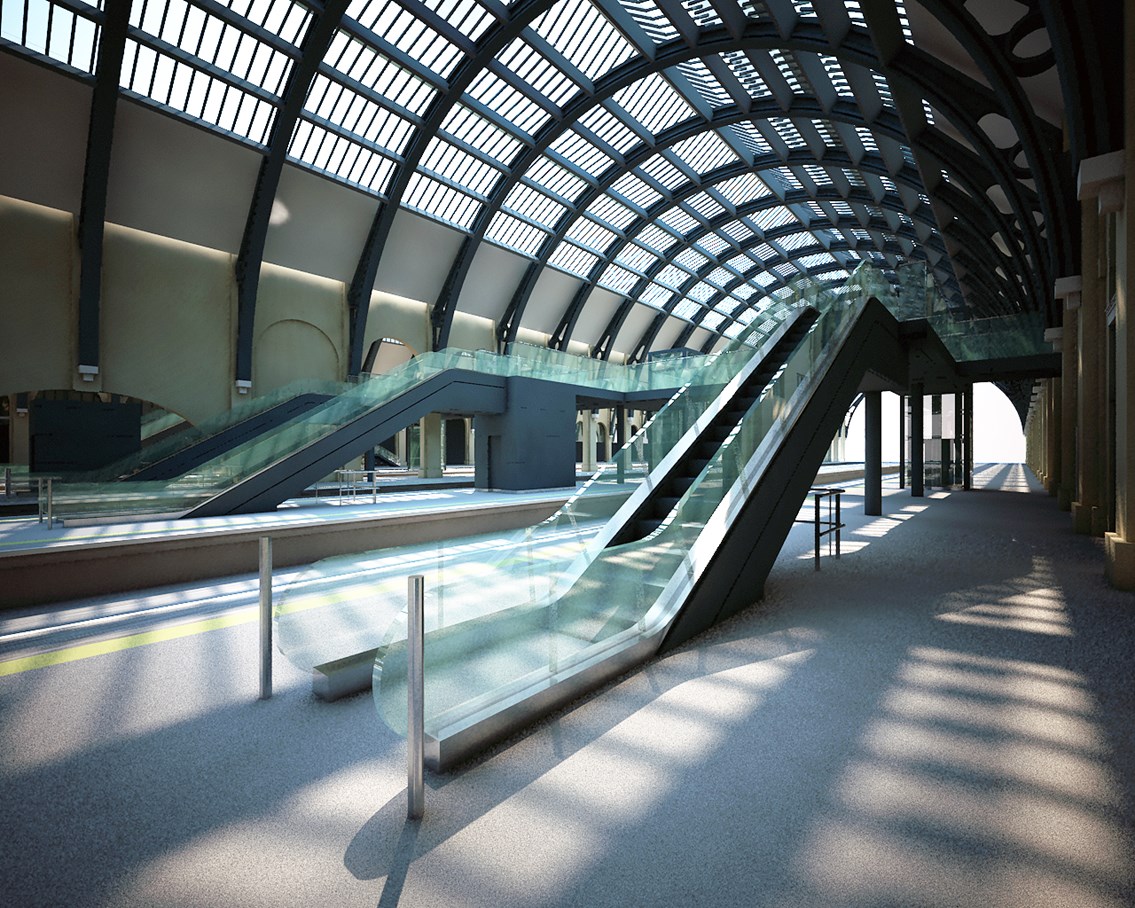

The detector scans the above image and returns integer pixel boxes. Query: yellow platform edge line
[0,607,258,677]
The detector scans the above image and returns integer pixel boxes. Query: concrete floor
[1,464,1133,907]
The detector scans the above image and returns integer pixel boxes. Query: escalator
[125,393,333,482]
[369,296,909,769]
[46,343,718,522]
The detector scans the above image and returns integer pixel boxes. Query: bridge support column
[910,382,924,498]
[864,391,882,516]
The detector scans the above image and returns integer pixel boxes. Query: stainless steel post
[4,467,11,499]
[813,493,820,571]
[259,536,272,700]
[835,492,842,559]
[46,477,54,527]
[407,574,425,820]
[37,477,44,523]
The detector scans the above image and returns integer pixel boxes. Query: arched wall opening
[841,383,1026,465]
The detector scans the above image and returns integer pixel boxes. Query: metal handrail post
[407,574,425,820]
[259,536,272,700]
[813,493,821,571]
[46,477,54,527]
[835,491,842,559]
[37,477,44,523]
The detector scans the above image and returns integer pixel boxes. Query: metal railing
[798,487,844,571]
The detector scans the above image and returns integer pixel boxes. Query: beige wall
[0,197,74,397]
[254,264,347,394]
[101,222,235,421]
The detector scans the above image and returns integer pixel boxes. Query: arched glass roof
[0,0,1095,361]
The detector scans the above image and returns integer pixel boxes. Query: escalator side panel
[127,393,333,482]
[660,300,908,651]
[184,370,506,518]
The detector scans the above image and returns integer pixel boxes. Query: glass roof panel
[656,207,700,236]
[485,211,548,257]
[419,136,502,197]
[610,172,662,210]
[531,0,636,83]
[752,206,798,231]
[688,283,720,304]
[577,106,643,155]
[639,282,671,308]
[2,0,101,73]
[229,0,309,44]
[612,72,696,137]
[705,266,732,287]
[548,242,600,274]
[670,132,738,174]
[728,122,774,156]
[615,242,657,273]
[798,251,838,270]
[585,195,638,231]
[465,68,551,136]
[672,299,700,320]
[547,128,617,175]
[526,158,590,201]
[404,173,481,229]
[685,193,726,220]
[636,224,673,253]
[564,217,618,252]
[615,0,680,44]
[638,154,690,191]
[701,310,726,330]
[655,263,689,290]
[674,247,707,270]
[348,0,463,78]
[496,38,580,109]
[425,0,497,43]
[122,38,276,145]
[713,172,772,207]
[698,233,731,256]
[324,32,436,117]
[676,58,736,109]
[598,263,640,294]
[778,231,817,252]
[503,183,569,228]
[440,103,524,164]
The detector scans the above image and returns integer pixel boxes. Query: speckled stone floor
[2,464,1132,908]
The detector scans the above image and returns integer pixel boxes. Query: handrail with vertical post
[407,574,425,820]
[259,536,273,700]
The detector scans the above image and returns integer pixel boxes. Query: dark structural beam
[233,0,351,387]
[76,0,130,379]
[346,0,560,371]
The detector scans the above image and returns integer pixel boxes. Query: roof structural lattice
[0,0,1121,366]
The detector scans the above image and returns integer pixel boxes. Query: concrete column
[1045,375,1061,496]
[418,413,443,479]
[580,409,596,472]
[614,405,627,456]
[963,385,973,490]
[10,399,30,465]
[864,390,882,515]
[898,394,906,489]
[953,392,963,486]
[1077,154,1123,536]
[1053,280,1081,510]
[1106,83,1135,585]
[910,382,924,497]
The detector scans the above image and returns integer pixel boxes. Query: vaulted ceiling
[0,0,1122,369]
